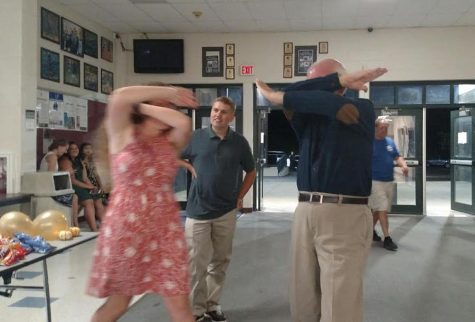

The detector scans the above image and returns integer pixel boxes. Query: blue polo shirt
[372,137,399,182]
[181,127,255,219]
[283,73,375,196]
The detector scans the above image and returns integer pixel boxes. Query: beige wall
[2,1,475,195]
[117,26,475,162]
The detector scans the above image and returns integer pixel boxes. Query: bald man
[256,59,387,322]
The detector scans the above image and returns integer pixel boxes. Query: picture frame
[226,68,235,80]
[84,63,98,92]
[319,41,328,54]
[84,29,98,58]
[0,153,13,195]
[226,43,235,56]
[101,69,114,95]
[101,37,113,63]
[64,55,80,87]
[284,42,293,54]
[61,17,84,57]
[226,56,235,67]
[41,7,60,44]
[202,47,224,77]
[283,66,292,78]
[294,45,317,76]
[40,48,60,83]
[284,54,292,66]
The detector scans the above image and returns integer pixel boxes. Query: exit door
[450,108,475,214]
[375,108,423,214]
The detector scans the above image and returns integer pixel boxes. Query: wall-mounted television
[134,39,184,74]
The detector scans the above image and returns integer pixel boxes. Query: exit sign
[240,65,254,76]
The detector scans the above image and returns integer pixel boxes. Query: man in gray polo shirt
[181,96,256,322]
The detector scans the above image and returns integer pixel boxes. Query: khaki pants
[185,209,237,316]
[290,202,372,322]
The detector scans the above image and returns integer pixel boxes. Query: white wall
[0,0,36,193]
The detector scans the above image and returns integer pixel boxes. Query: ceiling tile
[289,19,323,32]
[223,19,259,32]
[256,19,291,32]
[322,0,358,17]
[65,3,121,23]
[170,2,217,21]
[209,2,251,20]
[135,3,187,21]
[127,20,168,32]
[247,0,287,20]
[284,1,323,20]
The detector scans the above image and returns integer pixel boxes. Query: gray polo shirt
[182,126,255,220]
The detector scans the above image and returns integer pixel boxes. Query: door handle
[450,159,472,166]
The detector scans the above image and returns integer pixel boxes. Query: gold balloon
[33,210,69,240]
[0,211,36,237]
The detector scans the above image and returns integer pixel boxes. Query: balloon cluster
[0,210,81,241]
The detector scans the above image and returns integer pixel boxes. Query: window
[397,86,423,105]
[426,85,450,104]
[370,86,395,106]
[454,84,475,104]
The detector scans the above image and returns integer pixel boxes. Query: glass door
[450,108,475,214]
[375,108,423,214]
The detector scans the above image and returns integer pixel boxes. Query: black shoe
[206,309,227,322]
[373,230,382,242]
[383,236,398,251]
[195,315,212,322]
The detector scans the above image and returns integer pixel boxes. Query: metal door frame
[375,107,424,215]
[450,107,475,214]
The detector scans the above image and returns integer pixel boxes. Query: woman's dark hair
[79,142,92,161]
[48,139,68,151]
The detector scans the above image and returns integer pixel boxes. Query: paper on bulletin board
[48,92,64,128]
[63,95,77,130]
[76,98,88,131]
[36,89,50,127]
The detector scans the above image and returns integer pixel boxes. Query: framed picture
[40,48,60,83]
[64,55,80,87]
[84,29,98,58]
[41,7,60,44]
[101,69,114,95]
[0,153,13,195]
[84,63,98,92]
[226,56,235,67]
[284,54,292,66]
[294,45,317,76]
[284,42,293,54]
[226,68,235,80]
[202,47,224,77]
[319,41,328,54]
[226,43,235,56]
[61,17,84,57]
[283,66,292,78]
[101,37,113,62]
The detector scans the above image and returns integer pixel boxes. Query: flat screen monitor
[134,39,184,73]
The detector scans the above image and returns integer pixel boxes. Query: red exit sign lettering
[240,65,254,75]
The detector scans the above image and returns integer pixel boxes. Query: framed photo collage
[40,7,113,94]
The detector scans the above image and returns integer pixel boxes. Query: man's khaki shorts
[369,180,395,212]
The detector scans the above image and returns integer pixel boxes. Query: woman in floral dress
[87,85,197,322]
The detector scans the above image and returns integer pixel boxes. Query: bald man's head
[306,59,346,80]
[307,58,347,95]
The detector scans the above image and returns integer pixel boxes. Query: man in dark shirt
[256,59,387,322]
[181,96,256,322]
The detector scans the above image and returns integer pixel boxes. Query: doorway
[426,108,452,216]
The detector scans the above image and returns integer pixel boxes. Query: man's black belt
[298,193,368,205]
